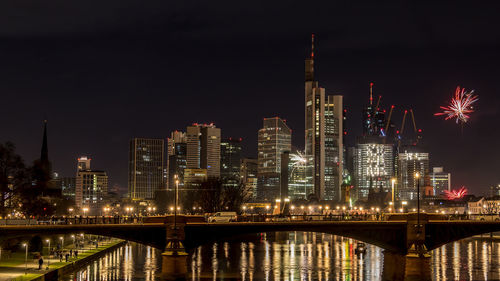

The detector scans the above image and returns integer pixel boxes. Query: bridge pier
[161,224,188,280]
[406,213,431,258]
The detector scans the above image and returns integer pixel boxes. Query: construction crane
[409,109,422,145]
[398,110,408,148]
[384,105,395,133]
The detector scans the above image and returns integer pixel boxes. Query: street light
[45,239,50,269]
[391,178,396,204]
[83,207,88,217]
[415,172,421,231]
[174,175,179,230]
[23,243,28,274]
[59,236,64,251]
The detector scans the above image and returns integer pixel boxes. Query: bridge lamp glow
[176,207,180,211]
[435,210,439,213]
[389,202,393,206]
[376,208,380,212]
[265,205,270,210]
[342,206,346,211]
[325,206,330,210]
[242,206,247,210]
[359,207,363,211]
[371,207,374,211]
[274,206,278,209]
[336,206,340,210]
[402,201,408,206]
[300,205,305,210]
[415,172,420,179]
[275,199,281,203]
[441,211,445,214]
[319,206,323,209]
[399,208,404,213]
[284,198,290,202]
[412,208,416,212]
[353,207,357,210]
[388,208,392,212]
[308,206,313,210]
[290,205,295,210]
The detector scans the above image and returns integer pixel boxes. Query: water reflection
[64,233,500,280]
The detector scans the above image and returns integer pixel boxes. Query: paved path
[0,239,119,281]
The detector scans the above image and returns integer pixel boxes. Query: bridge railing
[18,213,500,226]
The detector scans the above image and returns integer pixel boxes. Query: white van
[208,212,237,223]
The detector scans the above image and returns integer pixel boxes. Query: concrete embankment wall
[30,240,127,281]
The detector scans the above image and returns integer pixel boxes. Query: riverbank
[1,239,125,281]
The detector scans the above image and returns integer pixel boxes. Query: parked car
[208,212,237,223]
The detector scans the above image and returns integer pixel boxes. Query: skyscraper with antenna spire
[304,34,344,201]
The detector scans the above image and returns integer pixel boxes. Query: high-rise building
[287,151,311,200]
[353,140,394,200]
[241,158,258,200]
[128,138,165,201]
[220,138,243,186]
[430,167,451,196]
[186,123,221,178]
[167,131,187,190]
[168,141,187,190]
[75,157,108,215]
[304,34,344,201]
[257,117,291,201]
[397,148,429,200]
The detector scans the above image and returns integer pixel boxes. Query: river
[63,232,500,280]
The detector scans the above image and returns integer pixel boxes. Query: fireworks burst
[290,151,306,175]
[435,86,478,124]
[443,186,468,200]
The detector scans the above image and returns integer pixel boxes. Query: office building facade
[397,149,429,200]
[128,138,165,200]
[353,141,394,200]
[186,123,221,178]
[221,138,243,187]
[75,157,108,215]
[430,167,451,196]
[257,117,291,201]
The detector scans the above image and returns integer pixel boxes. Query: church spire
[41,120,49,166]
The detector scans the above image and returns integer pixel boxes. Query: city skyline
[1,1,499,195]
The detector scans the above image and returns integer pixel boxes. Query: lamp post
[45,239,50,269]
[23,243,28,274]
[391,178,396,204]
[415,172,421,231]
[59,236,64,251]
[174,175,179,230]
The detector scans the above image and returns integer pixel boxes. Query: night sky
[1,1,499,195]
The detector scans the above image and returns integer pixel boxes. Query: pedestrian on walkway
[38,257,43,269]
[70,249,73,257]
[59,252,63,262]
[65,253,69,262]
[74,250,78,258]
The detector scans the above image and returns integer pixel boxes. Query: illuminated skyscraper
[186,123,221,178]
[257,117,291,201]
[75,157,108,215]
[397,148,429,200]
[304,34,344,201]
[241,158,258,199]
[128,138,165,200]
[430,167,451,196]
[220,138,243,187]
[167,131,187,189]
[353,140,394,200]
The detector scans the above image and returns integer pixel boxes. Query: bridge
[1,213,499,256]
